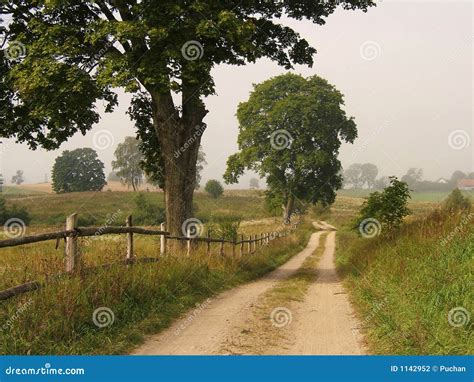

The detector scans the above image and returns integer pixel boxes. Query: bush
[355,176,411,235]
[441,188,471,214]
[133,193,165,226]
[207,215,242,241]
[0,197,31,225]
[204,180,224,198]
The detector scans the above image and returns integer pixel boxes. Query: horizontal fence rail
[0,213,300,301]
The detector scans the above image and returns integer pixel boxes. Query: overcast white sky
[1,0,472,187]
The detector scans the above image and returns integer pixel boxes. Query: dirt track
[132,222,365,355]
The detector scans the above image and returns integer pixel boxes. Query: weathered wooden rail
[0,213,300,301]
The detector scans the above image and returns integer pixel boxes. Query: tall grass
[335,211,473,355]
[0,221,313,355]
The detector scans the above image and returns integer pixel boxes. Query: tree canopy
[112,136,143,191]
[0,0,375,234]
[11,169,24,185]
[52,148,106,193]
[224,73,357,222]
[343,163,378,189]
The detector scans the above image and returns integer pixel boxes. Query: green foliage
[208,215,242,241]
[204,179,224,198]
[51,148,106,193]
[112,136,143,191]
[0,196,31,225]
[224,73,357,218]
[337,212,473,355]
[356,177,411,233]
[441,188,471,214]
[0,1,375,234]
[133,193,165,226]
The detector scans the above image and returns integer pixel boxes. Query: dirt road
[132,223,365,355]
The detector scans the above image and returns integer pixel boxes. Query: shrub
[208,215,242,241]
[0,197,31,225]
[355,176,411,235]
[133,193,165,226]
[204,180,224,198]
[441,188,471,214]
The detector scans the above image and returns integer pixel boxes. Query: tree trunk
[283,195,295,225]
[149,88,207,237]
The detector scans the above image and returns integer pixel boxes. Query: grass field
[1,187,472,355]
[2,188,270,229]
[0,219,313,355]
[326,209,473,355]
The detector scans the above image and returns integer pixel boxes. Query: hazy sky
[1,0,472,187]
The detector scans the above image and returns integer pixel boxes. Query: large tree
[224,73,357,223]
[11,169,24,185]
[52,148,106,193]
[360,163,378,189]
[343,163,363,189]
[0,1,374,235]
[112,136,143,191]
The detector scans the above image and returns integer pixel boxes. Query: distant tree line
[343,163,474,192]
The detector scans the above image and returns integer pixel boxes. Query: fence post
[232,240,236,257]
[240,234,244,257]
[65,213,78,273]
[160,222,166,256]
[187,227,192,256]
[260,233,263,247]
[247,235,251,254]
[126,215,134,260]
[220,241,224,257]
[207,230,211,255]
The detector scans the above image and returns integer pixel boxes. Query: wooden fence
[0,213,300,301]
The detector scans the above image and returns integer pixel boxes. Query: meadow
[0,185,472,355]
[322,199,473,355]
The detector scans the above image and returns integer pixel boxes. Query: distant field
[1,185,449,229]
[2,188,270,228]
